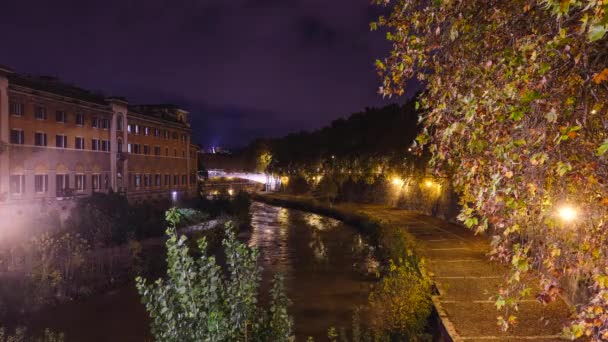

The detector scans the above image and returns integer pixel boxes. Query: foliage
[368,259,432,341]
[315,176,339,205]
[0,327,63,342]
[286,175,310,195]
[136,208,293,342]
[374,0,608,338]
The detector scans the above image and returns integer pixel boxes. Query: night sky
[0,0,411,148]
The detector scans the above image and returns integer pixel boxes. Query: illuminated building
[0,65,198,202]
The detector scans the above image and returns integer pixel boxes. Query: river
[26,201,378,341]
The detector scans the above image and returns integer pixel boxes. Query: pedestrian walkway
[258,194,571,342]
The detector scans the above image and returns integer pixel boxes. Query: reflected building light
[172,191,178,202]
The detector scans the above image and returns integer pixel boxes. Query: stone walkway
[258,195,571,342]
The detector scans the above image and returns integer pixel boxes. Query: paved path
[259,195,571,341]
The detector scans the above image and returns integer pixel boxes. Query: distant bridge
[200,169,282,196]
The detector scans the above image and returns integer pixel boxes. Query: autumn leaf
[593,68,608,84]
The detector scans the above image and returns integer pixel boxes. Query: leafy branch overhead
[374,0,608,339]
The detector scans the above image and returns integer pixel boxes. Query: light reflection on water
[248,202,378,339]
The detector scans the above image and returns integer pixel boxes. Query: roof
[129,104,190,125]
[8,73,108,105]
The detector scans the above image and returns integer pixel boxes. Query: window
[35,106,47,120]
[117,115,123,131]
[163,130,169,139]
[91,139,99,151]
[92,174,101,191]
[144,174,150,187]
[182,134,187,143]
[75,174,86,192]
[154,128,160,137]
[155,174,161,186]
[35,174,48,193]
[9,175,25,194]
[101,118,110,130]
[10,102,24,116]
[101,140,110,152]
[10,129,24,144]
[174,175,179,186]
[56,111,66,123]
[143,145,150,155]
[165,147,169,156]
[172,132,178,140]
[34,132,47,146]
[154,146,161,156]
[135,125,140,135]
[182,175,187,186]
[164,174,170,186]
[127,124,132,134]
[75,137,85,150]
[76,112,84,125]
[144,126,150,136]
[127,143,132,153]
[56,135,67,148]
[135,174,142,188]
[56,174,69,196]
[134,144,141,154]
[92,117,99,128]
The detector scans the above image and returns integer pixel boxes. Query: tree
[136,208,293,342]
[374,0,608,338]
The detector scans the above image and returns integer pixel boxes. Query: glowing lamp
[228,189,234,196]
[171,191,178,202]
[391,177,404,187]
[558,205,577,222]
[425,180,434,188]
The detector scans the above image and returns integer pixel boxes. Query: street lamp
[557,205,577,222]
[391,177,404,187]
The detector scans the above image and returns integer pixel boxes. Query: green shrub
[136,208,293,342]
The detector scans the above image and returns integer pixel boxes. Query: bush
[287,175,310,195]
[136,208,293,342]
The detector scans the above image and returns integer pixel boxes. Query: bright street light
[557,205,577,222]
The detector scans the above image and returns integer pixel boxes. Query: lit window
[135,174,142,188]
[127,124,132,134]
[144,126,150,136]
[135,125,140,135]
[128,143,132,153]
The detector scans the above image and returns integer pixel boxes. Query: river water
[26,202,378,341]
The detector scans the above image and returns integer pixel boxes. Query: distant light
[408,148,412,152]
[391,177,404,187]
[228,189,234,196]
[172,191,178,202]
[591,109,597,114]
[558,205,577,222]
[425,180,434,188]
[331,155,335,159]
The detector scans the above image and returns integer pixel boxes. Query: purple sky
[0,0,412,148]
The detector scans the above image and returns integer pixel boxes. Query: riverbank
[253,193,572,341]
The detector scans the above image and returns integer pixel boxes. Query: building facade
[0,65,198,203]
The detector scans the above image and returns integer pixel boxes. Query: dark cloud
[0,0,408,148]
